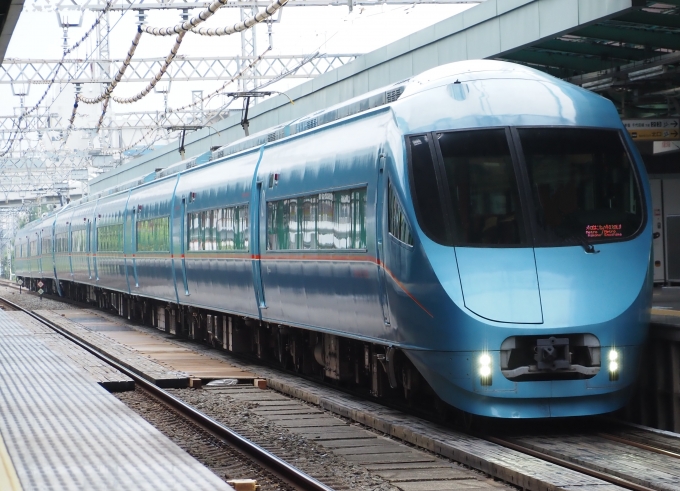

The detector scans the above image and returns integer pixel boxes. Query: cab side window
[388,181,413,246]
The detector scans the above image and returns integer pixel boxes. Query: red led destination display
[585,224,623,239]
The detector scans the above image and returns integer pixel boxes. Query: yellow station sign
[623,118,680,141]
[628,129,680,141]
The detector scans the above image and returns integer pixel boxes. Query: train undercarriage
[21,277,440,411]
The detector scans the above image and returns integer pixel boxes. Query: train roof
[63,59,613,213]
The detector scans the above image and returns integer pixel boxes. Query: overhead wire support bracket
[225,90,294,136]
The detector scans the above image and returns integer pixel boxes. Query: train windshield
[437,129,527,246]
[518,128,642,246]
[408,127,643,247]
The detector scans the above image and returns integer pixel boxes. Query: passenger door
[252,181,267,316]
[376,155,391,325]
[93,218,99,281]
[86,220,92,279]
[177,196,189,297]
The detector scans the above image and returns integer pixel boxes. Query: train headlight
[608,349,619,381]
[479,353,492,386]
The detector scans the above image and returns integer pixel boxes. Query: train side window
[388,181,413,246]
[97,224,124,252]
[55,233,68,253]
[436,129,526,246]
[408,135,448,244]
[71,229,86,252]
[137,217,170,252]
[42,236,52,255]
[267,187,367,251]
[187,205,249,252]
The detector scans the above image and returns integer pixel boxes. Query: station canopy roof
[496,1,680,119]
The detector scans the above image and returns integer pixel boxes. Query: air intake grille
[386,87,404,103]
[297,118,318,133]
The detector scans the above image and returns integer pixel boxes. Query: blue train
[15,60,652,418]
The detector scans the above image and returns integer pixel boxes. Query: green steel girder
[496,60,565,79]
[502,50,615,74]
[574,25,680,51]
[616,11,680,30]
[644,0,680,7]
[533,39,650,63]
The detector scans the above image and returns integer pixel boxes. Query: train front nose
[454,247,543,324]
[439,236,651,418]
[406,120,650,417]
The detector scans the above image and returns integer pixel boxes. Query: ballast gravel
[0,284,81,310]
[117,388,399,491]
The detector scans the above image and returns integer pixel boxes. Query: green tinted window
[98,224,123,252]
[55,233,69,252]
[29,241,38,256]
[187,205,249,252]
[267,187,367,251]
[137,217,169,252]
[42,237,52,255]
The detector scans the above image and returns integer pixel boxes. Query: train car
[15,60,652,418]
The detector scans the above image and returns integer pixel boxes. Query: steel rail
[598,432,680,460]
[4,282,668,491]
[0,294,334,491]
[484,435,657,491]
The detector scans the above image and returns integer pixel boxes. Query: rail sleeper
[35,310,188,388]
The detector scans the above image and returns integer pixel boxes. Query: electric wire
[75,0,290,126]
[125,45,308,157]
[141,0,231,36]
[78,26,143,104]
[0,0,114,157]
[168,46,272,113]
[3,0,139,170]
[110,30,186,104]
[189,0,289,36]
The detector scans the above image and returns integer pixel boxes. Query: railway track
[0,293,334,491]
[484,418,680,491]
[4,285,680,491]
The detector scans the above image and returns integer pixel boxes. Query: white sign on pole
[623,118,680,141]
[654,141,680,155]
[622,118,680,130]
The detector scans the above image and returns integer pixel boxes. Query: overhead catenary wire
[140,0,287,37]
[48,0,139,149]
[190,0,289,36]
[97,97,110,130]
[141,0,231,36]
[168,46,272,114]
[78,26,143,105]
[0,0,114,157]
[110,30,186,105]
[76,0,289,119]
[123,46,304,156]
[14,0,294,162]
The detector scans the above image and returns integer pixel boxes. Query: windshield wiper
[555,230,600,254]
[575,234,599,254]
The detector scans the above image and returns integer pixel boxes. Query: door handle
[653,232,661,239]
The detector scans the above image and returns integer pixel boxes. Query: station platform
[0,309,233,490]
[36,309,257,386]
[652,286,680,322]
